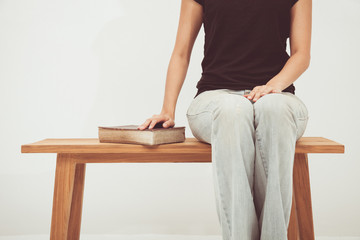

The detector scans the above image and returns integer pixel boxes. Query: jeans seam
[186,110,213,117]
[255,129,268,178]
[211,110,232,238]
[296,116,309,140]
[297,117,308,121]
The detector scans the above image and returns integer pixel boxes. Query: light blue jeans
[186,89,309,240]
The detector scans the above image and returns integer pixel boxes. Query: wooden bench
[21,137,344,240]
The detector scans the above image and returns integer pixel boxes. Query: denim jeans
[186,89,309,240]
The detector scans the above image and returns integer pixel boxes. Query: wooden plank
[293,153,315,240]
[21,137,344,154]
[21,138,211,154]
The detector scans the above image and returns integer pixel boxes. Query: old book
[98,123,185,145]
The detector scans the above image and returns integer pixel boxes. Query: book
[98,122,185,145]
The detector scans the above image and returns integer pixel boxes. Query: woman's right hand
[137,112,175,130]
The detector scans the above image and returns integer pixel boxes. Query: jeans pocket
[186,112,212,144]
[295,95,309,120]
[281,92,309,140]
[186,89,228,116]
[296,116,309,140]
[281,92,309,120]
[295,96,309,140]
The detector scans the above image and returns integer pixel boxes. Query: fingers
[244,85,279,102]
[138,118,159,130]
[163,119,175,128]
[137,115,175,130]
[137,118,152,130]
[251,92,260,101]
[245,91,256,101]
[253,90,270,101]
[244,87,258,101]
[148,119,159,129]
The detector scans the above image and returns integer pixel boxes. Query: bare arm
[245,0,312,101]
[266,0,312,89]
[138,0,203,130]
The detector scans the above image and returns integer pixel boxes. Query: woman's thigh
[185,89,253,144]
[253,91,309,140]
[280,92,309,140]
[186,89,229,144]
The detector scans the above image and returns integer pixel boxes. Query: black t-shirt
[192,0,298,98]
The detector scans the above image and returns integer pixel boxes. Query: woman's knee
[253,93,292,122]
[212,94,253,121]
[254,93,288,115]
[186,92,253,144]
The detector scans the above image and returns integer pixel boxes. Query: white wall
[0,0,359,237]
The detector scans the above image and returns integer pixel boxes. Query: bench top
[21,137,344,154]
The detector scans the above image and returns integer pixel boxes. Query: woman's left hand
[243,84,282,102]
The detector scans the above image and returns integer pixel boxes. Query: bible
[98,122,185,145]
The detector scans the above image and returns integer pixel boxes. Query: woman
[138,0,311,239]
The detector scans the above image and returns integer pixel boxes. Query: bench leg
[50,153,86,240]
[293,153,315,240]
[68,162,86,239]
[288,189,300,240]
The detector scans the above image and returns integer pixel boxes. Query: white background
[0,0,359,238]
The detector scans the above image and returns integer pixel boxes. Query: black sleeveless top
[193,0,298,98]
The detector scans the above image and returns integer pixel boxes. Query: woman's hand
[137,112,175,130]
[243,84,282,102]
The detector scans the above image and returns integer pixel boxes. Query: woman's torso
[194,0,298,98]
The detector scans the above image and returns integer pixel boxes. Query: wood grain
[21,137,344,154]
[67,163,86,240]
[288,181,300,240]
[50,154,76,240]
[293,153,315,240]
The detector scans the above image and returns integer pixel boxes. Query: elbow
[172,50,191,64]
[293,51,311,70]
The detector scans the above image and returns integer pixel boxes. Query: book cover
[98,124,185,145]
